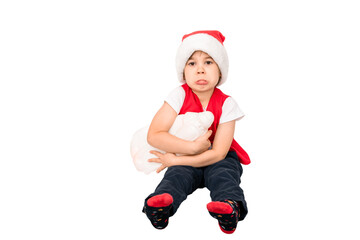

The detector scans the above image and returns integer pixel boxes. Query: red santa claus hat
[175,30,229,86]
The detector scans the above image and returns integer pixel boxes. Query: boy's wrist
[188,141,200,155]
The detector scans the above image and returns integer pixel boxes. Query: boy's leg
[143,165,203,229]
[204,151,248,233]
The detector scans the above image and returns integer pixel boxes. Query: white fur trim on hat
[175,32,229,86]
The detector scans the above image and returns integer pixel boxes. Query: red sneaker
[143,193,173,230]
[207,200,240,234]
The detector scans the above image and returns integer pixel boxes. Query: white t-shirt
[165,86,245,124]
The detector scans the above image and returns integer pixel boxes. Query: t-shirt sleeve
[219,97,245,124]
[164,86,185,114]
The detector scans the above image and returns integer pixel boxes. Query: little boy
[142,30,250,234]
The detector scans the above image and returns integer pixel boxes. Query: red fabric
[147,193,173,208]
[206,201,233,214]
[182,30,225,45]
[207,201,237,234]
[179,84,251,165]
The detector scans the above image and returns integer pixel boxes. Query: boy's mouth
[196,79,208,85]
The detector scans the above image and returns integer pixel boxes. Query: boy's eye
[205,61,213,65]
[187,61,195,66]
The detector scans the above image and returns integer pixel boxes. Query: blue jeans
[144,151,248,221]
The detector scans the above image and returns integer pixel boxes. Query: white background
[1,0,359,239]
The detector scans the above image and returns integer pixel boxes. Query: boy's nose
[197,65,205,74]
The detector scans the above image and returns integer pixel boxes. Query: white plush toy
[130,111,214,174]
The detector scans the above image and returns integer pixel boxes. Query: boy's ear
[216,76,222,86]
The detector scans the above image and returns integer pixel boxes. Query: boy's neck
[192,88,215,110]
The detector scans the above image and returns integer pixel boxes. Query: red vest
[179,84,251,165]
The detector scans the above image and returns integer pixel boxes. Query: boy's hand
[148,150,177,173]
[192,130,212,155]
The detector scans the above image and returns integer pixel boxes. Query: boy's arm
[149,120,236,172]
[147,102,211,155]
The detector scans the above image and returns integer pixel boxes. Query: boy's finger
[149,150,162,157]
[148,158,160,163]
[156,165,166,173]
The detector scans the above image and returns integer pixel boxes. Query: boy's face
[184,51,221,94]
